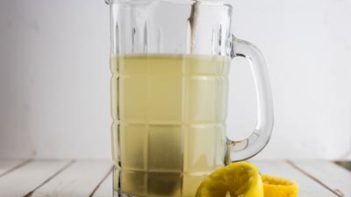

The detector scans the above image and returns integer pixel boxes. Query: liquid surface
[111,55,230,197]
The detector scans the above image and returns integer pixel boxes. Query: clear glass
[107,0,274,196]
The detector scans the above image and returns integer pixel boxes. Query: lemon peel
[262,174,299,197]
[196,162,299,197]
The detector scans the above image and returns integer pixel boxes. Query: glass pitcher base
[114,190,139,197]
[113,166,211,197]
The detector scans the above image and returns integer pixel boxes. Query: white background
[0,0,350,160]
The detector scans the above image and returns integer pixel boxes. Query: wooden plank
[253,161,337,197]
[92,170,113,197]
[292,160,351,197]
[0,160,28,177]
[0,160,71,196]
[31,160,113,197]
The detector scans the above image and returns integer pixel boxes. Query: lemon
[262,175,299,197]
[196,162,264,197]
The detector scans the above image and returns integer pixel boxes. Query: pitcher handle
[227,35,274,162]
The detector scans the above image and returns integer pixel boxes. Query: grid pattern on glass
[112,55,229,196]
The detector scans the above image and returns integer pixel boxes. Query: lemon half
[196,162,264,197]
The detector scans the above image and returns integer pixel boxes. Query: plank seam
[24,160,75,197]
[286,160,344,197]
[0,159,32,178]
[89,166,114,197]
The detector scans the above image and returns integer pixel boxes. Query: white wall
[0,0,110,159]
[0,0,350,160]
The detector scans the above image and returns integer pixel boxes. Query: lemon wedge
[262,174,299,197]
[196,162,264,197]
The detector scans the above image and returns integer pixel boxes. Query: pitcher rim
[105,0,234,8]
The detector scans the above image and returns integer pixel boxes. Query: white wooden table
[0,160,350,197]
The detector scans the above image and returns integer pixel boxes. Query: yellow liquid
[111,55,230,197]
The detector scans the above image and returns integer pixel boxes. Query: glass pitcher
[106,0,273,196]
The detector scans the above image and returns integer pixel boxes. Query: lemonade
[111,55,231,196]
